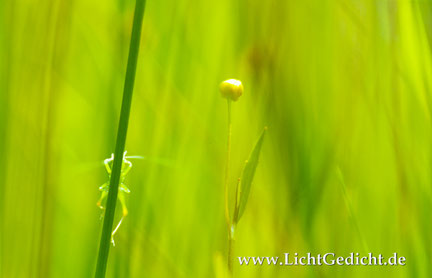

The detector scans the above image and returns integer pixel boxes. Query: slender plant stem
[224,99,232,227]
[227,226,235,275]
[94,1,146,277]
[228,177,240,276]
[224,99,234,275]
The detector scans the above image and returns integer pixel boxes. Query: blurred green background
[1,0,432,277]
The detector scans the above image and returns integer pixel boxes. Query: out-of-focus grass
[1,0,432,277]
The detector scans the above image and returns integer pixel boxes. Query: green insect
[97,151,138,246]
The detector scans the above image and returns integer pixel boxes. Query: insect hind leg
[111,193,128,246]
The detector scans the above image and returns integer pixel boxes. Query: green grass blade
[94,1,146,277]
[234,127,267,223]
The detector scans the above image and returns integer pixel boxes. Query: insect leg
[120,183,131,194]
[110,192,128,246]
[104,154,114,174]
[121,159,133,176]
[97,184,108,209]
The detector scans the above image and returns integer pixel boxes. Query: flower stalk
[219,78,266,276]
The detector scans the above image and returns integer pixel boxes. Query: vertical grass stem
[94,1,146,277]
[224,99,232,226]
[225,99,234,275]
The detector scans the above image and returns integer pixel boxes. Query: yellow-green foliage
[1,0,431,277]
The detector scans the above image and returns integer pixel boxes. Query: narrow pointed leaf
[236,127,266,222]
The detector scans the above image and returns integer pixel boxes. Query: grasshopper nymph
[97,151,132,246]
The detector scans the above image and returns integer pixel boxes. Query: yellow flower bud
[219,79,244,101]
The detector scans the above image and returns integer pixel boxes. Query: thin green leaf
[234,127,267,222]
[94,0,147,277]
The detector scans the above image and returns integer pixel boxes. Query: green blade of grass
[94,1,146,277]
[233,127,267,223]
